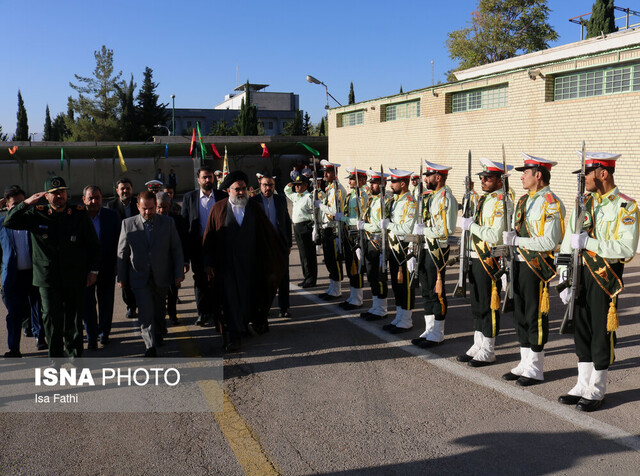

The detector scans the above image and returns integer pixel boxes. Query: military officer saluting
[4,177,100,360]
[458,158,512,366]
[502,153,565,386]
[357,170,390,320]
[412,161,458,348]
[410,173,421,201]
[557,152,639,412]
[317,160,347,300]
[335,168,368,309]
[284,175,317,288]
[381,169,417,333]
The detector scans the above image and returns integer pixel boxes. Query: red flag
[260,143,270,158]
[8,146,18,155]
[210,143,221,159]
[189,128,196,158]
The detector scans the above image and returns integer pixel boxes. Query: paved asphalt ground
[2,228,640,474]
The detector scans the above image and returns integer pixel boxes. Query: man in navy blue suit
[82,185,121,348]
[252,174,293,317]
[0,185,44,357]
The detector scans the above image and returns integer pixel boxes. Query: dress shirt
[231,203,245,226]
[12,229,32,270]
[91,211,101,239]
[262,195,277,229]
[199,189,216,235]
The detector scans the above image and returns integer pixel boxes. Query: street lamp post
[170,94,175,136]
[155,125,171,136]
[306,75,343,109]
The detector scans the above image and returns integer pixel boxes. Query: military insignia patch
[608,195,615,202]
[622,216,636,225]
[51,178,61,188]
[495,211,503,217]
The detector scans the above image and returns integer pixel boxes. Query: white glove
[312,225,318,243]
[461,217,474,231]
[356,220,365,231]
[379,218,390,230]
[334,212,344,221]
[559,287,572,305]
[314,200,322,207]
[501,272,508,291]
[571,232,589,250]
[502,230,518,247]
[356,248,362,262]
[413,223,425,235]
[407,257,416,273]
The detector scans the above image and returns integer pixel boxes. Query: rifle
[452,150,472,298]
[409,162,424,287]
[556,141,587,334]
[311,158,322,245]
[380,164,388,274]
[500,144,514,312]
[355,175,366,273]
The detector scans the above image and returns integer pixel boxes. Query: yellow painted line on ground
[174,318,280,475]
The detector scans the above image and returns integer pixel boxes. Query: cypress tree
[302,112,312,136]
[348,82,355,105]
[587,0,618,38]
[136,66,169,138]
[43,105,53,141]
[236,81,259,136]
[399,85,403,94]
[119,75,139,140]
[15,90,29,141]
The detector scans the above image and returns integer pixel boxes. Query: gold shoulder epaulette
[545,192,555,204]
[76,205,85,210]
[406,194,415,202]
[36,205,45,211]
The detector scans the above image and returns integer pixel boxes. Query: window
[268,121,273,130]
[451,84,508,113]
[382,100,420,122]
[338,110,364,127]
[554,63,640,100]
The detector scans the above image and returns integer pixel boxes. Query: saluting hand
[24,191,46,206]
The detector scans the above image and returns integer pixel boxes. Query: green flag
[60,148,64,171]
[197,122,207,160]
[298,142,320,156]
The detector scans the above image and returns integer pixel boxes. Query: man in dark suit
[82,185,121,348]
[107,178,138,319]
[181,166,227,326]
[0,186,44,356]
[117,191,184,357]
[252,174,293,317]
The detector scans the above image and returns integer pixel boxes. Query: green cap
[44,176,69,193]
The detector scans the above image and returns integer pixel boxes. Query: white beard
[230,195,248,207]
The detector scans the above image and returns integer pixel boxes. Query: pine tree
[66,96,75,123]
[119,75,139,140]
[236,81,259,136]
[587,0,618,38]
[302,112,312,136]
[51,113,69,141]
[208,119,236,136]
[0,124,8,141]
[283,109,303,135]
[318,117,326,136]
[348,82,355,105]
[136,66,169,138]
[15,90,29,141]
[43,105,53,141]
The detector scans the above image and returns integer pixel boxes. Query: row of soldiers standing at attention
[298,152,638,413]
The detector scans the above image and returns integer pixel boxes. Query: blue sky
[0,1,599,139]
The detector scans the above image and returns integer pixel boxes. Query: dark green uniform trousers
[390,248,414,310]
[321,228,343,282]
[40,286,84,358]
[418,247,449,320]
[294,221,317,286]
[575,263,623,370]
[343,232,364,288]
[364,240,388,299]
[469,258,501,338]
[513,260,550,351]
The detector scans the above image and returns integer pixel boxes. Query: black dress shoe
[360,311,372,319]
[36,338,48,351]
[297,281,306,287]
[126,309,137,319]
[576,398,603,412]
[468,359,493,367]
[419,340,441,348]
[3,349,22,358]
[99,335,110,346]
[342,302,362,311]
[365,313,387,321]
[302,282,316,289]
[144,347,157,357]
[516,376,541,387]
[382,324,397,331]
[23,328,33,338]
[279,310,292,318]
[558,394,581,405]
[389,326,413,334]
[457,354,473,363]
[169,316,179,325]
[224,339,241,353]
[502,372,520,381]
[411,337,426,346]
[319,293,340,301]
[87,341,98,350]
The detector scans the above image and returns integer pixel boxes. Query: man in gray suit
[117,191,185,357]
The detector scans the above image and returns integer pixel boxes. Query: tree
[236,81,259,136]
[15,90,29,141]
[43,105,53,141]
[68,45,124,140]
[587,0,617,38]
[302,112,312,136]
[348,82,355,104]
[283,109,303,136]
[119,75,139,140]
[317,116,326,136]
[136,66,169,139]
[446,0,558,80]
[399,85,404,94]
[0,124,8,141]
[208,119,236,136]
[51,113,69,141]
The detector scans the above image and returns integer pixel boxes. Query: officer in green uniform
[357,170,389,320]
[410,173,421,201]
[557,152,639,412]
[4,177,100,359]
[412,161,458,348]
[381,169,417,334]
[284,175,317,288]
[335,168,368,310]
[458,158,512,367]
[317,160,347,300]
[502,153,565,386]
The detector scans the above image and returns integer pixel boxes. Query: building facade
[328,27,640,210]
